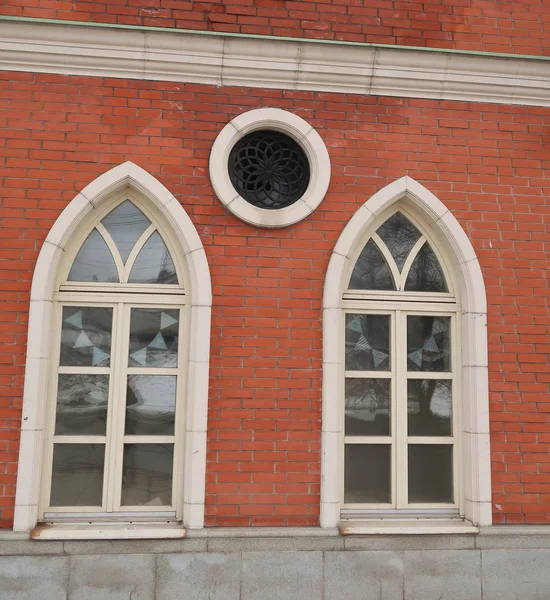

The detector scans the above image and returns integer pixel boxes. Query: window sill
[31,522,186,540]
[340,519,478,535]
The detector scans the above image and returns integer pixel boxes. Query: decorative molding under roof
[0,19,549,106]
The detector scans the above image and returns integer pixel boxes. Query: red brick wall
[2,1,550,56]
[0,71,549,528]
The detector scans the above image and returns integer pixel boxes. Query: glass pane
[345,314,390,371]
[344,444,391,504]
[68,229,119,283]
[60,307,113,367]
[404,242,448,292]
[121,444,173,506]
[349,239,395,291]
[55,374,109,436]
[408,444,453,503]
[408,380,452,437]
[101,200,151,264]
[345,378,390,436]
[126,375,176,435]
[407,316,451,372]
[128,232,178,285]
[376,212,421,272]
[50,444,105,507]
[128,309,179,368]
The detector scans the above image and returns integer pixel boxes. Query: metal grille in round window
[228,130,310,210]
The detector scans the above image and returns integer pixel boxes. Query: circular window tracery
[228,130,310,210]
[209,108,330,228]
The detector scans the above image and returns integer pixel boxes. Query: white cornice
[0,20,549,106]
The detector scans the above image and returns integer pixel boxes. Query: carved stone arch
[321,176,491,529]
[14,162,212,532]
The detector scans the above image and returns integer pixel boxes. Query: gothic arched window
[342,209,459,515]
[41,193,188,520]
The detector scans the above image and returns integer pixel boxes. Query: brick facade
[0,69,549,528]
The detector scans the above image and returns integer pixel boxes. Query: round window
[228,130,310,210]
[209,108,331,228]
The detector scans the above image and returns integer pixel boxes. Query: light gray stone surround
[1,527,550,599]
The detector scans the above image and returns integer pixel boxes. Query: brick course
[0,71,549,528]
[1,1,550,56]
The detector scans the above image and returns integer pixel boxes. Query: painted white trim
[0,20,549,107]
[14,162,212,534]
[321,176,491,529]
[209,108,330,227]
[340,520,478,535]
[31,523,187,540]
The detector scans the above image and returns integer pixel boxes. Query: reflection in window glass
[407,316,451,372]
[345,314,390,371]
[128,232,178,285]
[376,212,421,272]
[349,240,395,291]
[345,378,390,436]
[408,444,453,503]
[408,380,452,437]
[50,444,105,507]
[344,445,391,504]
[60,307,112,367]
[128,309,179,368]
[68,229,119,283]
[101,200,151,264]
[405,242,448,293]
[55,374,109,436]
[126,375,176,436]
[121,444,173,506]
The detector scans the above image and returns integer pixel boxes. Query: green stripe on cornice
[1,14,550,62]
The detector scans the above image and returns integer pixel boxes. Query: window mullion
[122,223,156,283]
[104,302,128,512]
[395,310,408,509]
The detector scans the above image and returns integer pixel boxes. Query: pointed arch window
[342,210,460,517]
[41,194,188,521]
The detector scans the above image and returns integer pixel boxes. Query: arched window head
[65,199,180,287]
[348,211,449,294]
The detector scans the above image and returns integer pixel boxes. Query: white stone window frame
[209,108,331,228]
[14,162,212,539]
[321,176,491,533]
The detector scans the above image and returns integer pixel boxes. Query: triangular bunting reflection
[346,318,362,333]
[160,312,178,330]
[354,334,371,352]
[73,330,93,348]
[372,349,388,368]
[92,347,110,366]
[424,335,439,353]
[433,320,446,334]
[149,332,168,350]
[64,311,83,329]
[130,347,148,366]
[408,349,423,368]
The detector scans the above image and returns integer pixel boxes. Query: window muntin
[41,195,186,521]
[64,199,180,291]
[348,211,451,296]
[342,210,460,515]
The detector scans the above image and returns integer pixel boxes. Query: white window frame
[14,162,212,539]
[321,176,491,533]
[341,308,461,515]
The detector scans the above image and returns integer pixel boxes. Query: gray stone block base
[1,527,550,599]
